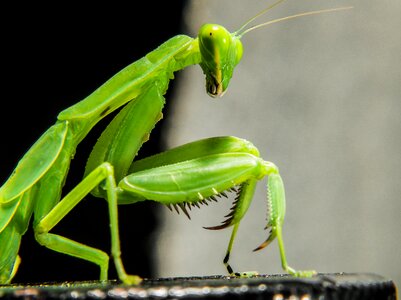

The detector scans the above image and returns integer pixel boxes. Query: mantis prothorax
[0,1,351,284]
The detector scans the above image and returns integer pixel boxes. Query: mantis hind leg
[34,233,109,280]
[34,162,141,284]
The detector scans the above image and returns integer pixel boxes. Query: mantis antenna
[234,0,353,38]
[234,0,287,35]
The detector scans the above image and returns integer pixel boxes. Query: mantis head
[198,24,243,98]
[197,0,351,98]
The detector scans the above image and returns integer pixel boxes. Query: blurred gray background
[154,0,401,292]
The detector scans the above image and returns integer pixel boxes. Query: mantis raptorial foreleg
[112,136,315,277]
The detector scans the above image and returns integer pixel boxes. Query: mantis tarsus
[0,1,351,285]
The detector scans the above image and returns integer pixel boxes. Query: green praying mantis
[0,1,351,285]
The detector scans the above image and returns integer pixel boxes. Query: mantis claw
[120,275,143,285]
[286,268,317,278]
[234,271,259,278]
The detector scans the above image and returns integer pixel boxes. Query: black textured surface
[0,273,397,299]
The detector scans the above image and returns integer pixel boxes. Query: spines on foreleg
[203,184,243,230]
[253,172,284,251]
[165,185,241,221]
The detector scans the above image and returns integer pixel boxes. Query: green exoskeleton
[0,2,351,284]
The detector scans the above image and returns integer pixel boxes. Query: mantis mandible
[0,1,351,285]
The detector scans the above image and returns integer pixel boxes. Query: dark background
[1,2,186,283]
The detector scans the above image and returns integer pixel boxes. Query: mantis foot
[120,274,143,285]
[286,267,317,278]
[233,271,259,278]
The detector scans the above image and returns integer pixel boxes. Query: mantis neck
[56,35,201,145]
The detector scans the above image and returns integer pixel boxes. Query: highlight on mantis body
[0,1,351,285]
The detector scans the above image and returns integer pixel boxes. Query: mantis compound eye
[198,24,243,97]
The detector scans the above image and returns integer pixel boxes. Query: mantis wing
[0,122,68,233]
[0,197,21,233]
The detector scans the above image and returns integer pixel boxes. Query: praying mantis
[0,1,351,285]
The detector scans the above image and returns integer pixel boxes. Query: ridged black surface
[0,273,397,299]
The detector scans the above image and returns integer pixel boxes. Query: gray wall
[155,0,401,292]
